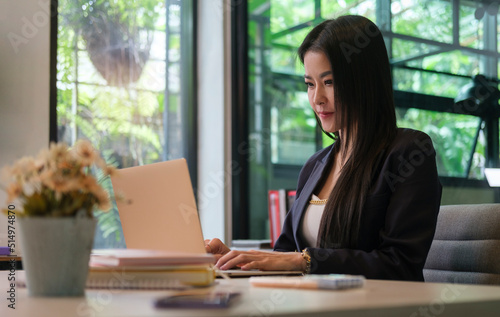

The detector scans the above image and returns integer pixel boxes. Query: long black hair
[298,15,397,248]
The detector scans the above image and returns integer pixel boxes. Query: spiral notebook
[88,248,217,289]
[87,264,215,289]
[16,265,216,291]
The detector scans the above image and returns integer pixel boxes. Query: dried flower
[1,140,119,218]
[72,139,99,167]
[6,183,23,203]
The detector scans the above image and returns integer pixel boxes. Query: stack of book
[268,189,296,247]
[88,249,216,289]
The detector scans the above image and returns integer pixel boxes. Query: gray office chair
[423,204,500,284]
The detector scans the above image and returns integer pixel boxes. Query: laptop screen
[111,159,206,254]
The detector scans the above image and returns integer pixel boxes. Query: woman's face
[303,50,338,133]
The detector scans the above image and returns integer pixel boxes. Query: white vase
[18,215,96,296]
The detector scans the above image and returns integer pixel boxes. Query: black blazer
[274,128,442,281]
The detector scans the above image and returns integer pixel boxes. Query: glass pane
[271,21,310,75]
[396,108,485,179]
[392,38,442,62]
[246,0,500,240]
[392,0,453,43]
[57,0,189,248]
[270,45,307,75]
[321,0,376,21]
[393,67,471,98]
[410,51,481,77]
[459,1,485,49]
[270,0,315,34]
[271,91,316,164]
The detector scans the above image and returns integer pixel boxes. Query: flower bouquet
[3,140,115,217]
[1,140,117,296]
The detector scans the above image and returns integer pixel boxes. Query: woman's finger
[240,260,265,271]
[205,243,213,253]
[215,250,243,269]
[217,251,261,270]
[204,238,230,255]
[204,239,214,253]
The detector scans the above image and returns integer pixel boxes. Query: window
[389,0,499,178]
[235,0,500,239]
[54,0,196,247]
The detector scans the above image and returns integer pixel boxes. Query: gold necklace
[309,198,328,205]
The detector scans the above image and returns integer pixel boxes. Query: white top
[301,194,326,247]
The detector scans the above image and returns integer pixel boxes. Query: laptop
[111,158,302,277]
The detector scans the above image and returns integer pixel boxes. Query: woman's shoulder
[388,128,436,155]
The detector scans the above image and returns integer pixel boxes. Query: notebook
[90,249,215,267]
[87,264,216,289]
[16,265,216,290]
[111,158,302,277]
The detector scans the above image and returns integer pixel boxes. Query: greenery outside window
[55,0,196,247]
[238,0,500,240]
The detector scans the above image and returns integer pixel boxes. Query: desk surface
[2,271,500,317]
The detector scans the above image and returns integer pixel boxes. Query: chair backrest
[423,204,500,284]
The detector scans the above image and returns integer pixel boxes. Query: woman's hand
[204,238,231,261]
[215,250,306,272]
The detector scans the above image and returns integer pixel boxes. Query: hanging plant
[62,0,162,87]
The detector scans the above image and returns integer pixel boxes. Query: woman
[206,15,442,281]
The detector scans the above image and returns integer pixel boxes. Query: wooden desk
[2,271,500,316]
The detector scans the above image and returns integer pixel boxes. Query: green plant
[60,0,163,87]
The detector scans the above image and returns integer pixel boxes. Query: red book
[268,189,297,247]
[268,190,281,248]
